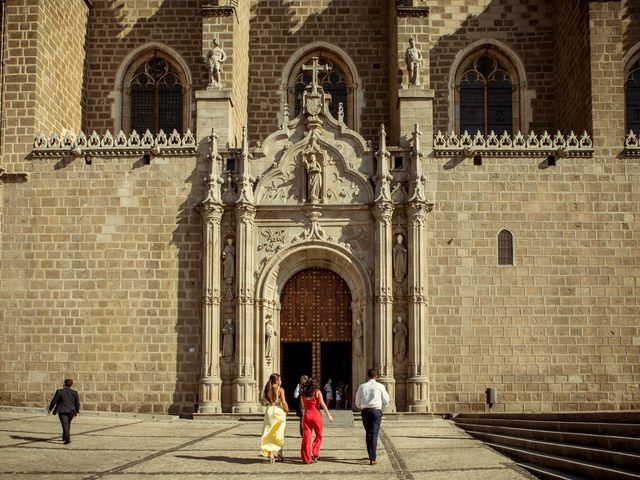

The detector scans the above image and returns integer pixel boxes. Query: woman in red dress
[300,377,333,464]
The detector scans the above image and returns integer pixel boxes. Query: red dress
[300,390,324,464]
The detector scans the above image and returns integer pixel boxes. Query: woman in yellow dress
[261,373,289,463]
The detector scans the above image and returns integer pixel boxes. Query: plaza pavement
[0,409,537,480]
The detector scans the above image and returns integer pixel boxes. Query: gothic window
[625,58,640,134]
[456,48,518,135]
[123,52,187,134]
[287,51,355,128]
[497,229,514,266]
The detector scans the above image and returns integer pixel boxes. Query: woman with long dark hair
[260,373,289,463]
[300,376,333,464]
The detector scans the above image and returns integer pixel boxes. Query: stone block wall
[83,0,202,133]
[0,156,205,415]
[425,153,640,413]
[553,0,592,134]
[622,0,640,57]
[429,0,556,134]
[247,0,390,143]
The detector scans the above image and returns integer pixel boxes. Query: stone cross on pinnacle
[302,57,330,95]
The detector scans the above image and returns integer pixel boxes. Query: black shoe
[64,440,70,445]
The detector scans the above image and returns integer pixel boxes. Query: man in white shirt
[355,368,389,465]
[323,378,333,408]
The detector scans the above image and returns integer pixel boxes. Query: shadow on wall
[428,0,558,135]
[82,1,206,416]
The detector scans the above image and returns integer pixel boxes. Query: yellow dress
[260,401,287,457]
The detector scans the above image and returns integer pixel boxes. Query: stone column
[232,128,258,413]
[195,130,225,414]
[373,202,396,412]
[196,203,224,413]
[407,200,430,412]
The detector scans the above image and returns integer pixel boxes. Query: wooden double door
[280,268,352,402]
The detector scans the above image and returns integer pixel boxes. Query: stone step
[467,430,639,472]
[455,421,640,453]
[455,412,640,424]
[515,461,589,480]
[487,442,640,480]
[454,417,640,437]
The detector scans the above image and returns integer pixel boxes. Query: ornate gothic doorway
[280,268,352,405]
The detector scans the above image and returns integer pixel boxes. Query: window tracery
[123,52,187,134]
[455,47,519,135]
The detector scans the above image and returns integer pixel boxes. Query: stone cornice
[623,130,640,157]
[433,130,594,158]
[32,129,197,158]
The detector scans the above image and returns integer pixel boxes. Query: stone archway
[254,241,373,399]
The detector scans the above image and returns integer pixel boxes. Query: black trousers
[361,408,383,461]
[58,412,74,442]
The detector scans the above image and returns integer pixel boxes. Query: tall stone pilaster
[407,124,432,412]
[232,127,259,412]
[195,130,225,414]
[372,124,396,411]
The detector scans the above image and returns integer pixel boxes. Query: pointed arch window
[497,229,514,266]
[625,57,640,134]
[455,48,519,135]
[287,50,355,128]
[122,52,188,134]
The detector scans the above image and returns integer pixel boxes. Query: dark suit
[49,386,80,443]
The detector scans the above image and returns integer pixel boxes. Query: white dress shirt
[355,379,390,410]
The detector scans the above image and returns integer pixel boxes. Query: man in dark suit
[48,378,80,445]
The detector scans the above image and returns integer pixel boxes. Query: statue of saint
[205,39,227,88]
[393,316,408,358]
[304,153,322,203]
[354,317,364,357]
[265,316,277,360]
[221,318,234,358]
[222,238,235,282]
[393,233,407,282]
[405,37,423,86]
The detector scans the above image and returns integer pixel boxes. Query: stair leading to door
[453,412,640,480]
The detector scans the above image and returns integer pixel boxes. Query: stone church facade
[1,0,639,415]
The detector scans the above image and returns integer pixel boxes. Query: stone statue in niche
[393,316,408,358]
[205,38,227,88]
[265,315,277,363]
[353,317,364,357]
[405,37,423,86]
[222,238,235,281]
[221,318,234,358]
[393,233,407,282]
[303,153,323,203]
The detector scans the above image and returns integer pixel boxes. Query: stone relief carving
[303,153,323,203]
[257,228,286,253]
[405,37,423,86]
[353,317,364,357]
[265,315,277,364]
[393,233,407,282]
[205,39,227,89]
[222,238,235,299]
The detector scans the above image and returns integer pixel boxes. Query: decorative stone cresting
[32,129,196,157]
[433,130,593,157]
[624,130,640,157]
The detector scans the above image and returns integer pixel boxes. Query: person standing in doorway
[48,378,80,445]
[300,377,333,464]
[294,374,308,436]
[323,378,333,408]
[355,368,389,465]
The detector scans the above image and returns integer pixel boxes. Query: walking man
[48,378,80,445]
[355,368,389,465]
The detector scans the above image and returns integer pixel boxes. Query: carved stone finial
[409,123,426,203]
[374,123,392,203]
[236,126,255,205]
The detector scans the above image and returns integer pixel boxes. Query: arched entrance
[280,267,352,406]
